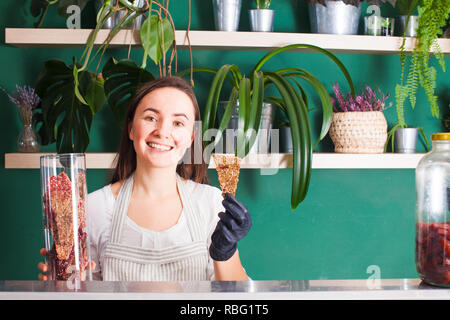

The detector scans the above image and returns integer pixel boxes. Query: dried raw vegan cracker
[44,171,88,280]
[212,154,242,197]
[48,172,74,260]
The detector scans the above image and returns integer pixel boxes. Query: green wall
[0,0,448,281]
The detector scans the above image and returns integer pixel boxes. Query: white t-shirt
[86,178,224,280]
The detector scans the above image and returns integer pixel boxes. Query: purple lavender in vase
[2,85,41,152]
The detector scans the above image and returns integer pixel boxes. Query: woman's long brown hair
[110,76,209,185]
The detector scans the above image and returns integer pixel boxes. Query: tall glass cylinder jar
[40,154,91,282]
[415,133,450,287]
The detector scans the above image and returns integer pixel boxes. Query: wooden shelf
[5,28,450,54]
[4,152,426,169]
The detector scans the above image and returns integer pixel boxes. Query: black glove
[209,193,252,261]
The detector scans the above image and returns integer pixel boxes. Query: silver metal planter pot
[308,1,361,35]
[249,9,275,32]
[394,128,419,153]
[212,0,242,31]
[95,0,145,29]
[217,101,274,154]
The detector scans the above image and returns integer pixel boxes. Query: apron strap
[176,175,203,242]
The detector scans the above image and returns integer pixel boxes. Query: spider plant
[199,44,355,209]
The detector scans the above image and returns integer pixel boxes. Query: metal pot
[95,0,145,30]
[249,9,275,32]
[217,101,274,154]
[364,16,395,36]
[394,128,419,153]
[212,0,242,31]
[396,15,419,37]
[308,1,361,35]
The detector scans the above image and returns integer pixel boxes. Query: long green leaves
[246,71,264,154]
[199,44,354,210]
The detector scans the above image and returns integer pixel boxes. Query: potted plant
[30,0,93,27]
[328,83,392,153]
[394,0,420,37]
[196,44,355,209]
[306,0,391,35]
[249,0,275,32]
[388,0,449,153]
[33,0,181,152]
[212,0,242,31]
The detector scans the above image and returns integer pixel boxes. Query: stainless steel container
[394,128,419,153]
[40,154,91,282]
[217,101,274,154]
[95,0,145,29]
[308,1,361,35]
[249,9,275,32]
[397,15,419,37]
[212,0,242,31]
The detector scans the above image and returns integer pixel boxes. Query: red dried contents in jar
[416,221,450,287]
[43,172,88,280]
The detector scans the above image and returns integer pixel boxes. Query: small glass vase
[17,123,41,153]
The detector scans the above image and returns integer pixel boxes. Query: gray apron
[103,174,210,281]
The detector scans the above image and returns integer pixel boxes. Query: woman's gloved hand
[209,193,252,261]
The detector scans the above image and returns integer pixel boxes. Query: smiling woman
[37,76,253,282]
[112,77,207,184]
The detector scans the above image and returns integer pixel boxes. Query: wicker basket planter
[329,111,388,153]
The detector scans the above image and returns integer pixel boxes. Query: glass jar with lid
[415,133,450,287]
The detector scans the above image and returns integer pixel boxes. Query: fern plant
[387,0,450,152]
